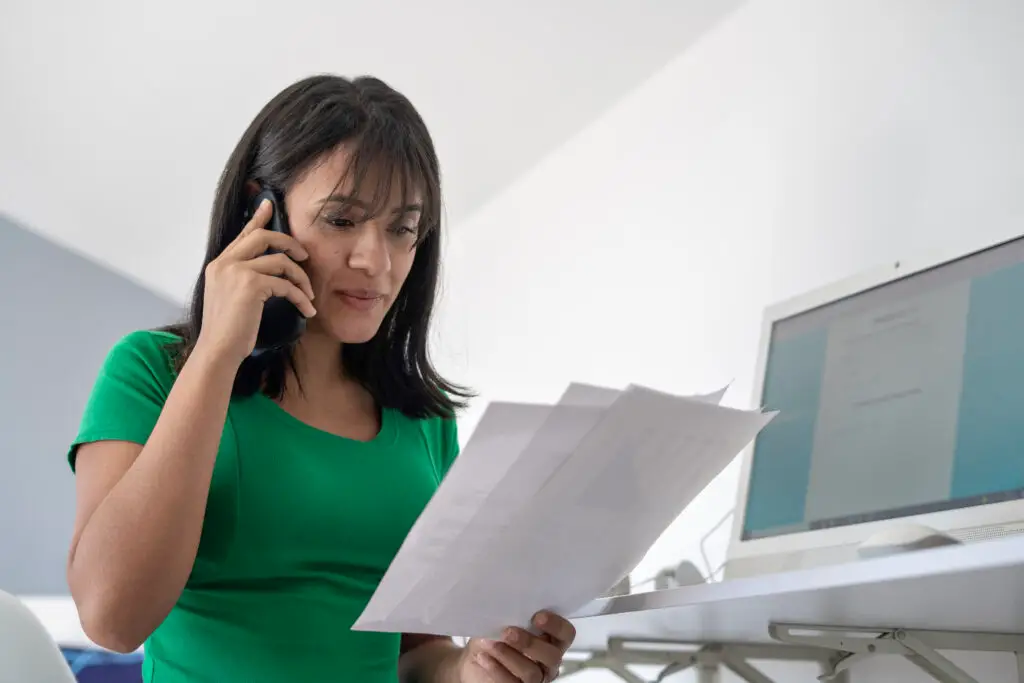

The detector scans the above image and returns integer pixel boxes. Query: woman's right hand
[195,198,317,366]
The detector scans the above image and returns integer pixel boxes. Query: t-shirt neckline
[249,392,398,448]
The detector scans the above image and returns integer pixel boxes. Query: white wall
[0,0,742,302]
[438,0,1024,680]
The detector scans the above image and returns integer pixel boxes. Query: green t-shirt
[69,330,459,683]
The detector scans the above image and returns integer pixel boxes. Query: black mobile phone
[249,187,307,355]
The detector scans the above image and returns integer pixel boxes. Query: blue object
[61,648,142,683]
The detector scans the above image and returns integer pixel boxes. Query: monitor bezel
[727,233,1024,565]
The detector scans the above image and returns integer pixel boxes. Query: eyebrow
[320,194,422,215]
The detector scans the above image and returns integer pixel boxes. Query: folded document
[353,382,775,638]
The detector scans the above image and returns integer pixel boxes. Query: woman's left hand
[455,611,575,683]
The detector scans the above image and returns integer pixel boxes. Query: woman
[66,74,575,683]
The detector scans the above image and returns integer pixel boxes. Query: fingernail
[504,629,519,644]
[536,612,549,625]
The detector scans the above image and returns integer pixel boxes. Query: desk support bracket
[560,637,841,683]
[769,622,1024,683]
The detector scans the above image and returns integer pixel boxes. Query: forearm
[399,636,463,683]
[69,345,237,650]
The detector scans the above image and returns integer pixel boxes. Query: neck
[278,330,380,436]
[288,329,346,399]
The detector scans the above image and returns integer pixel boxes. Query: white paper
[353,382,772,638]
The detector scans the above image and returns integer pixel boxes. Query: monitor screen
[742,237,1024,541]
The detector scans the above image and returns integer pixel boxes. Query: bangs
[329,116,440,242]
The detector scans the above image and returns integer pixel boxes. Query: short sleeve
[68,330,180,472]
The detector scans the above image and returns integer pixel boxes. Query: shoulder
[392,411,460,478]
[423,414,460,479]
[110,328,181,358]
[416,413,458,446]
[103,330,181,378]
[92,328,183,401]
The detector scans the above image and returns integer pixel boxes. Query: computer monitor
[726,234,1024,578]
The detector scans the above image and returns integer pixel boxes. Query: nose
[347,224,391,277]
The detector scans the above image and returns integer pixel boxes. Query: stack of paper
[353,382,776,638]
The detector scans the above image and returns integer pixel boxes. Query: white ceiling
[0,0,743,300]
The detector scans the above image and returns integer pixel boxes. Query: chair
[0,589,77,682]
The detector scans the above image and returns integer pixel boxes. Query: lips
[336,289,385,312]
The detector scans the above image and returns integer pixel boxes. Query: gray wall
[1,214,182,595]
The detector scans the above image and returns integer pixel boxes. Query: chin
[323,320,385,345]
[338,331,380,345]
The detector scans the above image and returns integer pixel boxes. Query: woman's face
[283,145,422,344]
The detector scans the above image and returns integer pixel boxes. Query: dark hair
[165,74,471,419]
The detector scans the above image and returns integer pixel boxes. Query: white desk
[565,536,1024,682]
